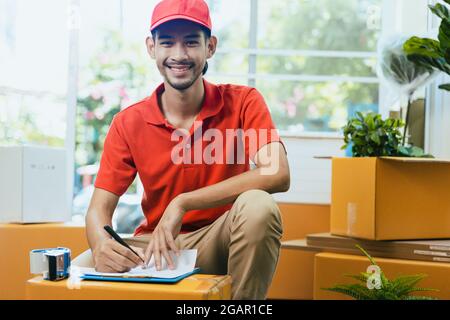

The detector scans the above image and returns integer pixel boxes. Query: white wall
[273,135,345,204]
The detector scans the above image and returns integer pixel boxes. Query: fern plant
[323,245,439,300]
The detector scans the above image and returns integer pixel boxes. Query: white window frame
[66,0,80,216]
[424,0,450,157]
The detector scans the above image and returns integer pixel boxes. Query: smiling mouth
[167,65,193,73]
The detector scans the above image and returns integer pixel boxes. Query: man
[76,0,290,300]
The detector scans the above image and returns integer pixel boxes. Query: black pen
[103,225,145,264]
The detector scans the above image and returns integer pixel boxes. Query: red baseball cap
[150,0,212,32]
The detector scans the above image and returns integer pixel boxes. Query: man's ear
[146,36,156,59]
[206,35,218,59]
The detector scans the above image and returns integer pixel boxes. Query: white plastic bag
[377,35,437,97]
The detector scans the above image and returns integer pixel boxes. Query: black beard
[165,68,202,91]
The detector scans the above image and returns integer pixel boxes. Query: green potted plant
[404,1,450,91]
[341,111,432,157]
[323,245,438,300]
[330,110,450,241]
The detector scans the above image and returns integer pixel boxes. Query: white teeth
[170,66,189,72]
[169,66,189,69]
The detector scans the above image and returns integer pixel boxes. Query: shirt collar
[142,78,224,126]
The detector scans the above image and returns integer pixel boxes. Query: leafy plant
[404,0,450,91]
[342,112,433,157]
[323,245,439,300]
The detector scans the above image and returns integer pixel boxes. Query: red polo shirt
[94,79,283,235]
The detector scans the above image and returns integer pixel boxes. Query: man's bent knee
[233,189,283,240]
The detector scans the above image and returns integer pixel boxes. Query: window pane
[74,0,157,223]
[0,93,66,146]
[209,52,249,75]
[256,0,382,134]
[257,56,377,77]
[204,75,249,86]
[77,0,159,168]
[0,0,68,146]
[208,0,250,49]
[257,80,379,133]
[258,0,382,51]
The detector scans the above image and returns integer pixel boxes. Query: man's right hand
[93,238,146,273]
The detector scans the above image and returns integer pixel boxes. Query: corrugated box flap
[191,275,232,300]
[379,157,450,164]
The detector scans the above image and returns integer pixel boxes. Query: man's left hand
[144,197,185,270]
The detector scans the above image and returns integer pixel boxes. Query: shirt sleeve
[94,115,137,196]
[241,88,286,161]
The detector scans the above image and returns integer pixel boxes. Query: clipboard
[80,267,201,284]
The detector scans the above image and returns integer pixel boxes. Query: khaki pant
[73,189,283,300]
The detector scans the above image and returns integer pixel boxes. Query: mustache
[164,61,194,67]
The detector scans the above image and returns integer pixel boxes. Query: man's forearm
[85,189,119,253]
[176,167,289,212]
[86,208,113,253]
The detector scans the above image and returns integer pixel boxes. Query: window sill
[279,131,344,140]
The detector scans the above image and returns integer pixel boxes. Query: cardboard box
[267,203,330,300]
[314,252,450,300]
[306,232,450,263]
[0,223,88,299]
[268,243,318,300]
[331,157,450,240]
[0,145,69,223]
[26,274,231,300]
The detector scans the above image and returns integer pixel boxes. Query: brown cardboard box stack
[311,157,450,299]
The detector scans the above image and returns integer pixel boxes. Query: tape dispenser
[30,247,71,281]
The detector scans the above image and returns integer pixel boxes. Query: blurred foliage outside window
[209,0,381,133]
[0,0,67,147]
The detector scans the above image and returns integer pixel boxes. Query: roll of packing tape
[30,247,71,281]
